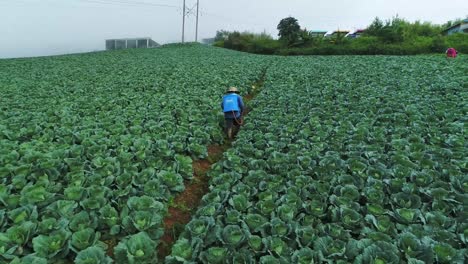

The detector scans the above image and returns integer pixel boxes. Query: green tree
[365,16,405,43]
[333,31,348,45]
[366,17,385,36]
[277,17,301,46]
[214,30,230,42]
[298,29,315,47]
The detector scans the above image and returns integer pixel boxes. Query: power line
[181,0,200,43]
[0,0,182,10]
[92,0,180,9]
[72,0,180,9]
[2,0,281,42]
[0,0,183,17]
[97,0,178,5]
[0,0,32,6]
[185,2,198,16]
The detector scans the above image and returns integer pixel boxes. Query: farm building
[310,31,328,38]
[442,19,468,35]
[105,38,160,50]
[346,29,366,38]
[325,30,350,38]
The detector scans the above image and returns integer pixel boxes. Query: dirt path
[157,144,227,258]
[157,68,268,260]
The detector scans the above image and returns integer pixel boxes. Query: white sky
[0,0,467,58]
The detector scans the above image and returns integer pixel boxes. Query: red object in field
[446,48,457,58]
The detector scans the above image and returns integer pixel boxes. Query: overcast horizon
[0,0,467,59]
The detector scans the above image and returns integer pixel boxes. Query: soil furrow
[157,68,268,260]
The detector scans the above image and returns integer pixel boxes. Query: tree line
[213,16,468,55]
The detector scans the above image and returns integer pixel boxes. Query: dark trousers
[225,118,241,139]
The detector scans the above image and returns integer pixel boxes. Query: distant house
[443,19,468,35]
[346,29,366,38]
[105,38,160,50]
[310,31,328,38]
[325,30,350,38]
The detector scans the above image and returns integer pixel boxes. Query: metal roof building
[105,38,160,50]
[310,31,328,38]
[346,29,366,38]
[443,19,468,35]
[324,30,350,38]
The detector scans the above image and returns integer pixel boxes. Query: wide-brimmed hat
[227,87,239,93]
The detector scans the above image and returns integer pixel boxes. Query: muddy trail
[157,68,268,260]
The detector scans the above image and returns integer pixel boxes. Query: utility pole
[182,0,186,43]
[195,0,199,42]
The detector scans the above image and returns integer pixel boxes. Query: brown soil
[244,94,255,101]
[157,145,228,259]
[208,145,223,155]
[104,238,117,259]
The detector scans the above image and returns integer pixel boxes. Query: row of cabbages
[0,45,273,263]
[167,56,467,263]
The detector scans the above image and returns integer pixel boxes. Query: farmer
[446,47,458,58]
[221,87,245,139]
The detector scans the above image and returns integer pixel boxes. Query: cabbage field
[0,45,467,263]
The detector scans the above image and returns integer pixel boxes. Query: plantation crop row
[0,45,466,263]
[167,56,467,263]
[0,45,272,263]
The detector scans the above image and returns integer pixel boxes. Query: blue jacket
[221,93,244,118]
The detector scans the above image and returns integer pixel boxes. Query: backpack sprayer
[232,110,244,126]
[224,87,244,126]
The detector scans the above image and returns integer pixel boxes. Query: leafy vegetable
[114,232,157,264]
[75,246,113,264]
[168,53,467,263]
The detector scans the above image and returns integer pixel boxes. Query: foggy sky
[0,0,467,58]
